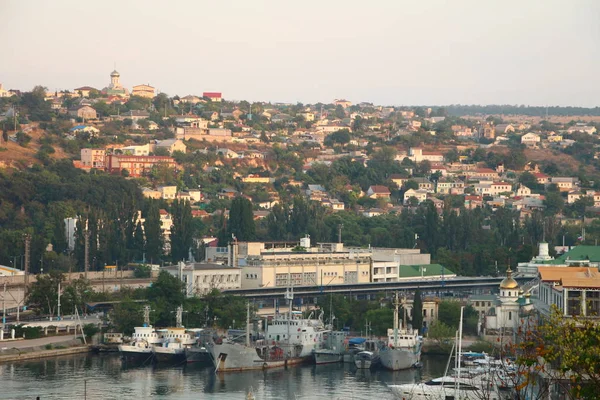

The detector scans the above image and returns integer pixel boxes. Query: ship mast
[175,305,183,328]
[246,302,250,347]
[143,305,151,327]
[393,292,399,347]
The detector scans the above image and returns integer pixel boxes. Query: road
[0,334,81,350]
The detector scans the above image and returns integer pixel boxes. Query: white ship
[118,306,163,363]
[380,293,422,371]
[208,288,327,372]
[152,307,197,363]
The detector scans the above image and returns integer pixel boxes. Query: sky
[1,0,599,106]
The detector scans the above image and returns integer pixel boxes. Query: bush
[14,325,43,339]
[45,344,53,350]
[133,265,152,278]
[83,323,100,338]
[16,131,32,147]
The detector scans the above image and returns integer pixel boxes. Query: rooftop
[398,264,455,278]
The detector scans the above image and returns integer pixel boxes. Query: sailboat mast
[393,292,399,347]
[456,306,464,396]
[246,302,250,347]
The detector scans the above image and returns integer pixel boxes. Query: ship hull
[314,350,343,365]
[185,347,212,364]
[380,347,420,371]
[118,345,154,363]
[208,342,311,372]
[153,347,186,364]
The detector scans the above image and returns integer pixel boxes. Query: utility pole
[57,281,61,320]
[337,224,343,244]
[84,228,90,280]
[24,234,31,294]
[2,281,6,336]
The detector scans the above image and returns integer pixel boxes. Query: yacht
[353,339,381,369]
[314,331,347,365]
[389,307,503,400]
[380,294,422,371]
[207,288,327,372]
[118,306,162,362]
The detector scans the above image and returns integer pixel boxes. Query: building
[70,125,100,136]
[237,240,371,289]
[68,105,97,120]
[106,154,176,177]
[367,185,391,200]
[549,177,577,192]
[102,69,129,97]
[155,139,187,154]
[538,266,600,317]
[80,148,106,168]
[567,125,597,135]
[0,83,13,98]
[494,124,515,135]
[203,92,222,102]
[521,132,541,146]
[158,185,177,200]
[397,264,456,281]
[299,111,315,121]
[73,86,97,97]
[517,242,556,276]
[132,84,156,98]
[163,262,241,297]
[408,148,444,163]
[334,99,352,108]
[403,189,428,204]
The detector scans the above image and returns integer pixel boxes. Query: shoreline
[0,343,92,364]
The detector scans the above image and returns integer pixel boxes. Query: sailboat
[380,293,422,371]
[388,307,503,400]
[207,287,327,372]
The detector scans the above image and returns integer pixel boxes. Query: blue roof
[70,125,88,131]
[349,337,367,345]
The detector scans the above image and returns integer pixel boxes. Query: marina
[0,352,447,400]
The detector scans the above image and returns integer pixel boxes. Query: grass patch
[45,344,53,350]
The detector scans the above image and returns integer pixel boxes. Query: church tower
[110,70,121,89]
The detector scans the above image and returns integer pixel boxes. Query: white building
[163,262,241,297]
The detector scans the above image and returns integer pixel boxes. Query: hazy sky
[1,0,599,106]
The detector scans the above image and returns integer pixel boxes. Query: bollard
[44,327,48,336]
[11,329,15,340]
[0,330,3,341]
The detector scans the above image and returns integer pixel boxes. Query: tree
[519,171,538,189]
[544,191,564,216]
[228,196,256,241]
[61,276,93,315]
[427,321,455,349]
[412,289,423,332]
[170,199,193,263]
[27,270,65,315]
[143,201,163,263]
[437,301,478,335]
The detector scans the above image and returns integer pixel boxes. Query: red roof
[476,168,496,173]
[533,172,549,178]
[203,92,222,98]
[369,185,391,194]
[159,209,169,215]
[465,195,482,201]
[491,182,511,186]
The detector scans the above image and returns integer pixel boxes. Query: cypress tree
[412,288,423,333]
[144,200,164,263]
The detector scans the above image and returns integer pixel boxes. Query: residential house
[322,198,345,212]
[464,195,483,209]
[242,175,273,184]
[334,99,352,108]
[403,189,428,205]
[131,84,155,98]
[567,191,583,204]
[567,125,596,135]
[142,187,162,199]
[70,125,99,136]
[80,148,106,168]
[180,95,202,104]
[533,172,550,185]
[201,111,220,121]
[68,105,97,120]
[436,179,465,195]
[362,208,385,217]
[174,115,209,129]
[549,177,577,192]
[516,184,533,197]
[389,174,407,188]
[495,124,515,135]
[119,110,150,121]
[155,139,187,154]
[299,111,315,121]
[521,132,541,146]
[408,148,444,163]
[271,114,293,124]
[73,86,97,97]
[306,184,327,200]
[475,182,512,197]
[413,177,434,192]
[158,186,177,200]
[203,92,223,102]
[218,188,238,200]
[216,148,239,158]
[367,185,391,200]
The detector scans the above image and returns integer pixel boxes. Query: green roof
[398,264,455,278]
[553,246,600,264]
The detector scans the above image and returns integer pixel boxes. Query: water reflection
[1,353,448,400]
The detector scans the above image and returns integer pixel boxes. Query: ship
[207,287,327,372]
[152,307,197,363]
[353,339,382,369]
[184,329,213,364]
[314,331,347,365]
[379,293,422,371]
[118,305,163,363]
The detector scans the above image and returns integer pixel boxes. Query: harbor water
[0,353,447,400]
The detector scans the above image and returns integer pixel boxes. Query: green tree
[228,196,256,241]
[27,270,65,315]
[143,201,163,263]
[427,321,455,351]
[170,199,193,262]
[544,191,564,216]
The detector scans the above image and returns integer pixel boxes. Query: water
[0,354,447,400]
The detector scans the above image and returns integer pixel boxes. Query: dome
[500,267,519,289]
[111,70,120,77]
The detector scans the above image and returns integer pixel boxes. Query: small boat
[354,350,380,369]
[343,337,366,363]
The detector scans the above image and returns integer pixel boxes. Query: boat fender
[262,362,268,369]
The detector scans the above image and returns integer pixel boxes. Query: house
[158,186,177,200]
[567,125,596,135]
[242,175,273,184]
[271,113,293,123]
[131,84,155,99]
[155,139,187,154]
[436,179,465,195]
[105,155,176,177]
[464,195,483,209]
[549,177,577,192]
[203,92,223,102]
[322,198,345,211]
[362,208,385,217]
[73,86,97,97]
[68,105,97,120]
[180,95,202,104]
[118,110,150,121]
[516,184,532,197]
[299,111,315,121]
[174,114,209,128]
[408,148,444,163]
[142,187,161,199]
[403,189,428,205]
[334,99,352,108]
[367,185,391,200]
[0,83,13,98]
[537,266,600,318]
[389,174,407,188]
[70,125,99,136]
[201,111,219,121]
[567,191,583,204]
[80,148,106,168]
[218,188,238,200]
[216,148,239,158]
[533,172,550,185]
[521,132,541,146]
[413,177,434,192]
[494,124,515,135]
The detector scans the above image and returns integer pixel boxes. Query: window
[475,301,480,307]
[508,311,512,320]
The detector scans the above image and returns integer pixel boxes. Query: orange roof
[538,266,600,288]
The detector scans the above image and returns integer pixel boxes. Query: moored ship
[380,293,422,371]
[118,306,162,363]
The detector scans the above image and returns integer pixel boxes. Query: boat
[380,293,422,371]
[152,307,196,364]
[185,329,214,364]
[354,350,380,369]
[343,337,366,363]
[207,287,327,372]
[389,307,503,400]
[314,331,347,365]
[118,306,162,363]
